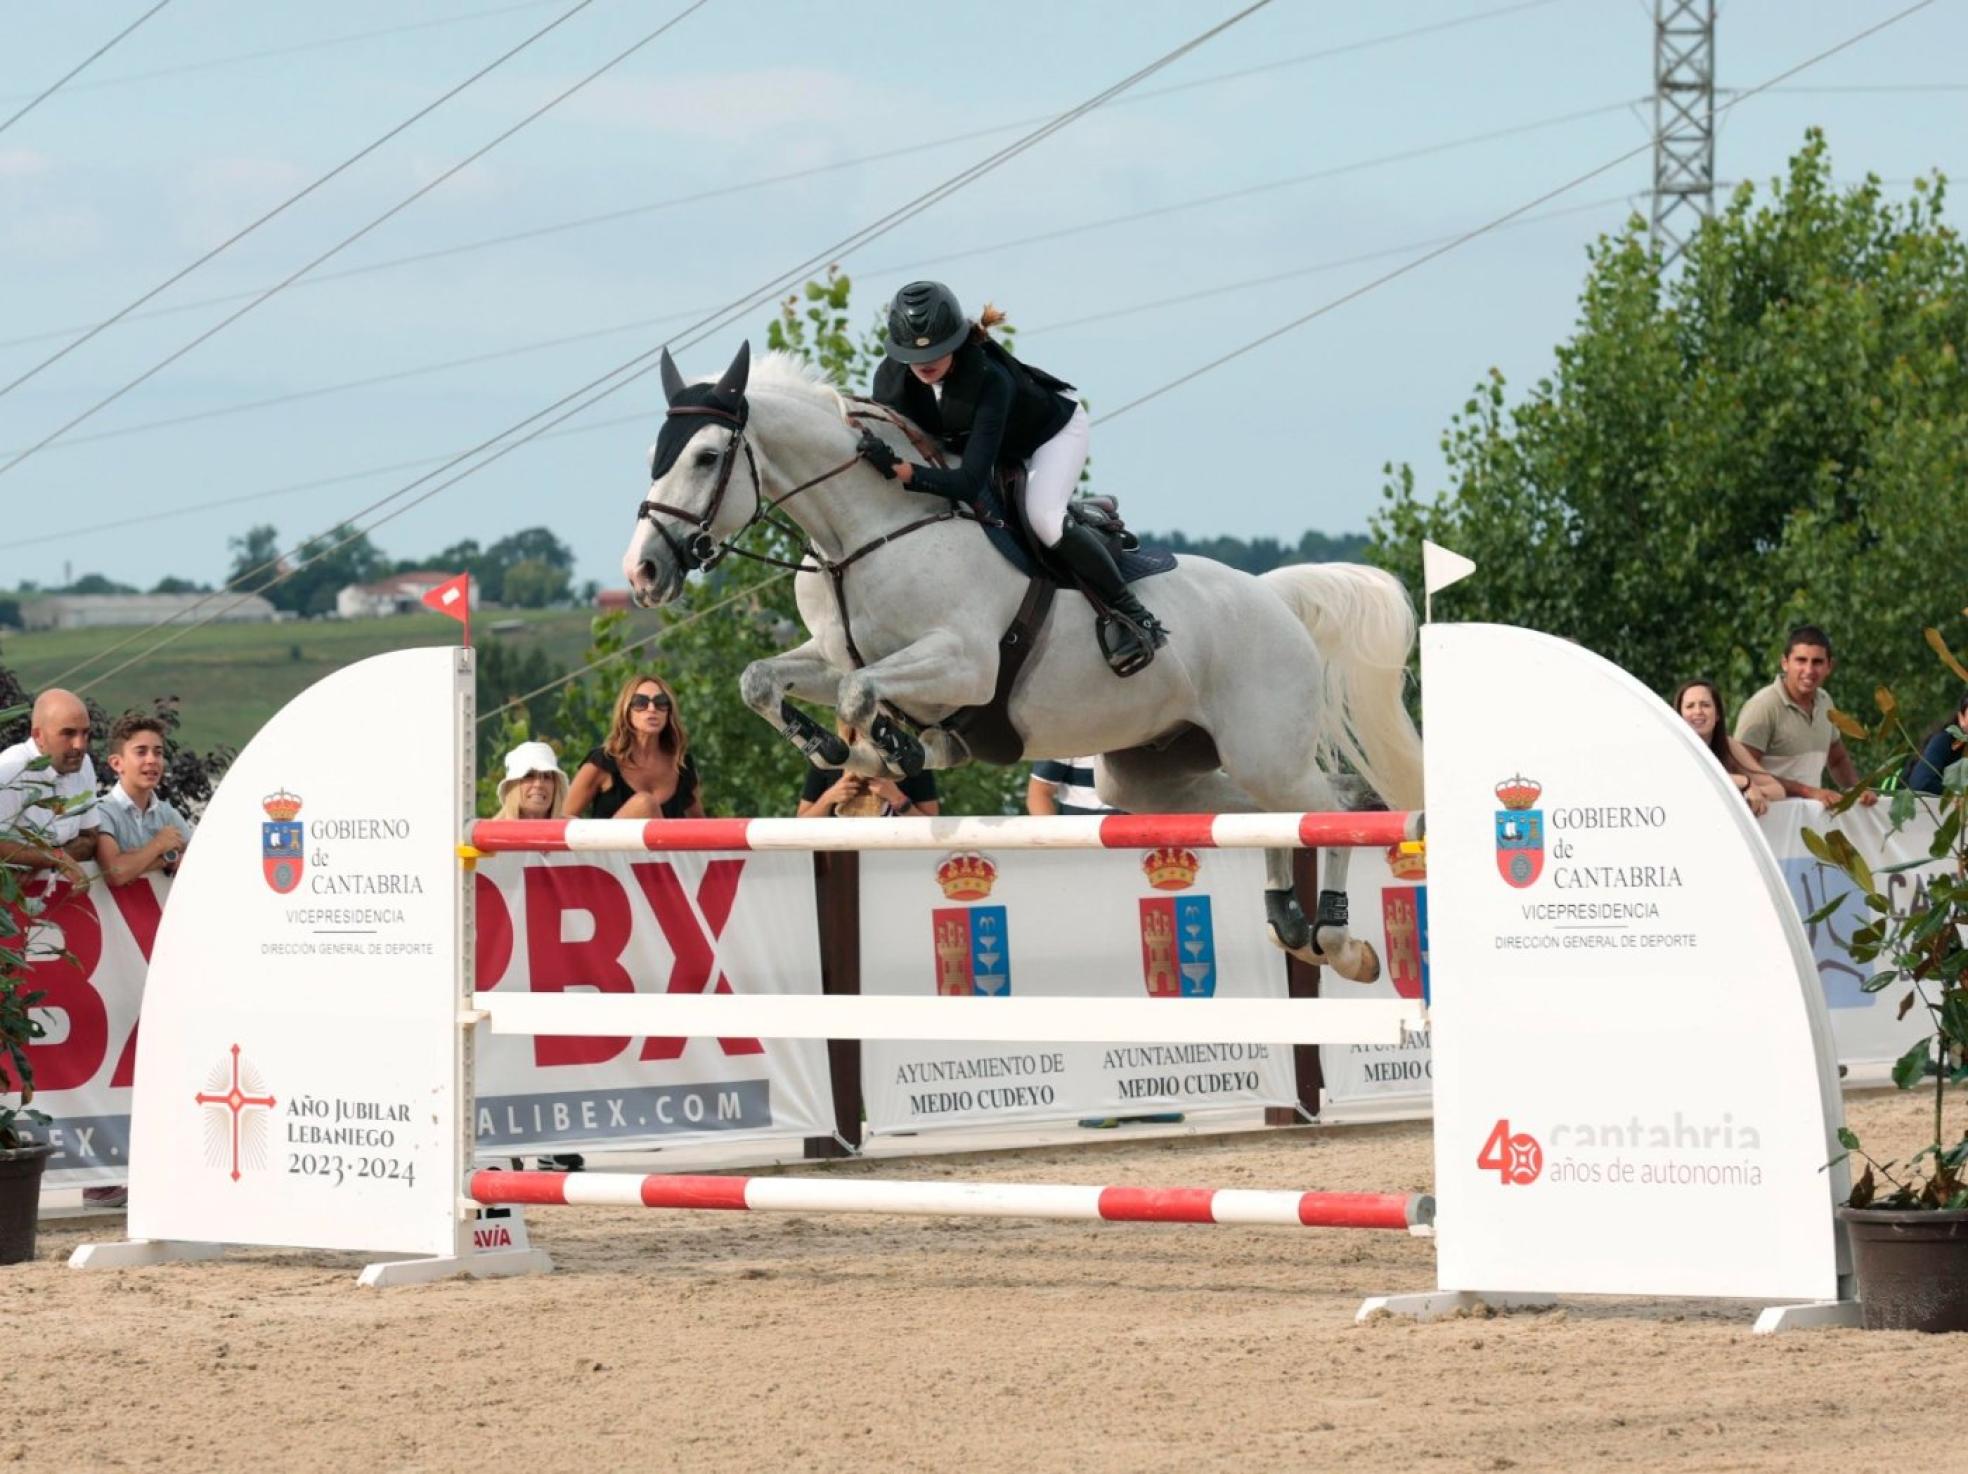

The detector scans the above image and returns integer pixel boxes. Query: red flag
[421,572,472,646]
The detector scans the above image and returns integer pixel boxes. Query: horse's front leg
[740,639,850,768]
[836,629,995,777]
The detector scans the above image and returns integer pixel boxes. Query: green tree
[1371,131,1968,731]
[62,572,136,595]
[228,523,388,616]
[149,575,207,594]
[501,558,571,609]
[480,527,574,605]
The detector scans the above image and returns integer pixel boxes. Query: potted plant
[1,778,54,1265]
[1805,633,1968,1332]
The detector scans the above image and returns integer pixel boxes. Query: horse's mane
[746,350,849,419]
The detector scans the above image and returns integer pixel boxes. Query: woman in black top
[854,280,1165,658]
[564,673,704,819]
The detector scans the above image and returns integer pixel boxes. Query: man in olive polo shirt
[1735,624,1876,808]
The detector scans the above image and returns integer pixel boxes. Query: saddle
[839,400,1176,768]
[975,464,1176,590]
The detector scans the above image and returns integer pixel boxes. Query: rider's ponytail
[970,302,1009,341]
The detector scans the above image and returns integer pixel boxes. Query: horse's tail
[1258,562,1424,812]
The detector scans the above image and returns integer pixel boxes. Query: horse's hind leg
[1101,744,1378,982]
[1208,715,1382,986]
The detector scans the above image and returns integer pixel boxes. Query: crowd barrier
[66,625,1863,1331]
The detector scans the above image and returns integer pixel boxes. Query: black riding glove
[856,427,901,480]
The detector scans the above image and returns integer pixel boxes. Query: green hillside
[2,611,600,754]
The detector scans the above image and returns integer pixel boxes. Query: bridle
[635,401,767,574]
[634,396,994,589]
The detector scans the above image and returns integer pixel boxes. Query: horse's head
[623,340,759,607]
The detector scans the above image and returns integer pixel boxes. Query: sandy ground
[11,1087,1966,1474]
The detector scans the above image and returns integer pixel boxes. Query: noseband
[636,402,763,573]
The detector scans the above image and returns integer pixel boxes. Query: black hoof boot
[780,701,849,766]
[1310,888,1350,959]
[869,713,925,778]
[1264,888,1310,951]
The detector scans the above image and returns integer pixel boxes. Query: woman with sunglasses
[565,673,705,819]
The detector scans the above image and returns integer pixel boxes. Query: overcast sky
[1,0,1960,593]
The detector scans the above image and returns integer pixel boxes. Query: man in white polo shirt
[0,687,100,888]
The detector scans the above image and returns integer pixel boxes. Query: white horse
[622,343,1423,980]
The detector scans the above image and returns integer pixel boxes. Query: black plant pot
[1838,1205,1968,1333]
[0,1142,55,1265]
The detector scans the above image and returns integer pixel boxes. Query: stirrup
[1096,611,1159,678]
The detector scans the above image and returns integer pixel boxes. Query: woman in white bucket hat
[491,739,583,1172]
[495,740,568,821]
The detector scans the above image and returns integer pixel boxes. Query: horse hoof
[1282,937,1382,984]
[1323,939,1381,984]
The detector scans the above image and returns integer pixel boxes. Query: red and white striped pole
[471,1170,1433,1233]
[467,809,1423,855]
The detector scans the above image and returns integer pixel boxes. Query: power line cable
[473,570,795,725]
[0,0,602,405]
[0,0,1569,355]
[0,1,175,140]
[0,2,566,104]
[1022,194,1634,339]
[1094,0,1940,426]
[0,0,718,480]
[54,0,1280,693]
[30,154,1950,558]
[5,97,1642,459]
[860,99,1639,280]
[6,191,1637,560]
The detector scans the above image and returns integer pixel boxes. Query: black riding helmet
[885,280,968,363]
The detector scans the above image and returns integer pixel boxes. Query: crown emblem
[262,789,303,822]
[1386,842,1428,881]
[914,335,931,347]
[1141,846,1200,891]
[1494,774,1542,811]
[934,851,997,901]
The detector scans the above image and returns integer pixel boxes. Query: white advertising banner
[471,851,832,1150]
[858,846,1296,1133]
[1760,799,1942,1076]
[7,869,161,1184]
[1316,801,1951,1118]
[25,851,832,1189]
[1317,843,1435,1120]
[127,647,469,1257]
[1421,623,1845,1303]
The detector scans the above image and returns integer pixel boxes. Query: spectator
[493,737,583,1175]
[1734,625,1877,808]
[1903,688,1968,796]
[494,741,567,820]
[1671,680,1784,816]
[1025,756,1113,815]
[94,713,195,887]
[565,674,704,819]
[798,724,939,817]
[0,688,100,888]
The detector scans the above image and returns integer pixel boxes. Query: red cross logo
[195,1044,278,1182]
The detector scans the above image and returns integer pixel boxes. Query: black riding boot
[1051,521,1168,655]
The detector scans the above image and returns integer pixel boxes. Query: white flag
[1422,540,1477,596]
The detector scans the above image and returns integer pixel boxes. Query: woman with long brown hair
[1672,678,1784,816]
[565,673,705,819]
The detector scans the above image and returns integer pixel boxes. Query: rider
[854,280,1166,656]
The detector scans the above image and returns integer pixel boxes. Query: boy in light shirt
[94,712,194,887]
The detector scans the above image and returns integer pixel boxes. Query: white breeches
[1022,400,1089,547]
